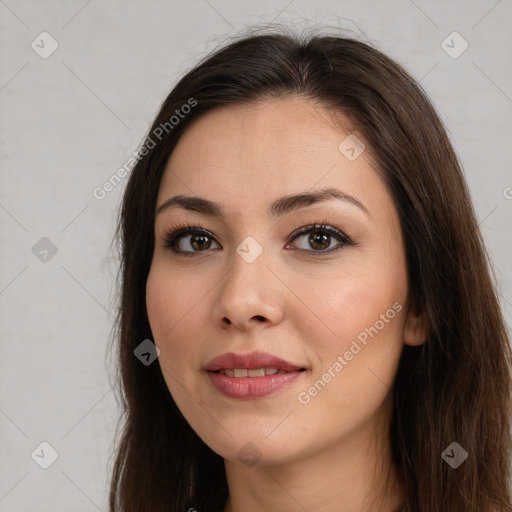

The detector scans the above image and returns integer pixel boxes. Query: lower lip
[207,371,304,399]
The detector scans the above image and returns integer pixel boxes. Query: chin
[198,428,311,468]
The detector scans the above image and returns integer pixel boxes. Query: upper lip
[205,351,305,372]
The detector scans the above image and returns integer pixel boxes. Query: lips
[205,351,305,372]
[205,351,307,399]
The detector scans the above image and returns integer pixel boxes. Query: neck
[222,396,404,512]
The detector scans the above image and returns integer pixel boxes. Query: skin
[146,96,426,512]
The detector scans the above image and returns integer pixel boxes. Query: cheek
[146,263,210,336]
[145,267,206,417]
[292,270,405,348]
[145,267,201,367]
[289,277,405,434]
[288,249,408,409]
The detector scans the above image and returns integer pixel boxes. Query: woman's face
[146,96,424,465]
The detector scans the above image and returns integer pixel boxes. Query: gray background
[1,0,511,510]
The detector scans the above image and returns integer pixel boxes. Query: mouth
[205,351,307,399]
[213,367,304,377]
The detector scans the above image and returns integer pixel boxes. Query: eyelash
[161,220,355,257]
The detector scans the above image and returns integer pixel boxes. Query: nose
[212,247,285,332]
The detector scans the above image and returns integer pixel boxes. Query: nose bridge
[223,237,270,302]
[213,236,284,328]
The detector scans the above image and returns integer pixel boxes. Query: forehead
[157,96,389,218]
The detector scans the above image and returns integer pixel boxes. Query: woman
[108,28,512,511]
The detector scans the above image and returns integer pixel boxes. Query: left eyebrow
[155,186,370,219]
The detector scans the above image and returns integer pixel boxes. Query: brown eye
[308,231,331,251]
[163,227,220,254]
[288,223,353,254]
[163,222,353,257]
[188,234,213,251]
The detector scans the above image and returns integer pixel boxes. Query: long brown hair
[108,27,512,511]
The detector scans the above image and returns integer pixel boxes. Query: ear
[404,305,428,346]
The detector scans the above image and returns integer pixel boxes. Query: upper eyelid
[165,223,345,241]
